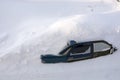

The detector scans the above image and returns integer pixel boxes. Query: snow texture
[0,0,120,80]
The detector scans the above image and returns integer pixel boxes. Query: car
[40,40,117,63]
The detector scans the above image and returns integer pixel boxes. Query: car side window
[71,44,91,55]
[94,42,111,52]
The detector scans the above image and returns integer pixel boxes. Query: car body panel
[41,40,117,63]
[41,55,68,63]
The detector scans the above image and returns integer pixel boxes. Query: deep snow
[0,0,120,80]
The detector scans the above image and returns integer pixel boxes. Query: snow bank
[0,0,120,80]
[11,11,120,56]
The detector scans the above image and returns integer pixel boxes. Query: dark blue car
[41,40,117,63]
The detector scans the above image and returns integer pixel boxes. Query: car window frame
[93,41,112,53]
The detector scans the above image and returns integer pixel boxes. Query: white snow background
[0,0,120,80]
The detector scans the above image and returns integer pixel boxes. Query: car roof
[73,40,112,46]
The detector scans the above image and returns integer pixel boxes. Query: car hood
[41,54,57,58]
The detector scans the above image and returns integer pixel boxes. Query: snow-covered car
[41,40,117,63]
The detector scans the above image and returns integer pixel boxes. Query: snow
[0,0,120,80]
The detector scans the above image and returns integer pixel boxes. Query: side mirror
[113,47,117,52]
[67,40,76,46]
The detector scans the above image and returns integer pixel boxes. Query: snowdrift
[0,0,120,80]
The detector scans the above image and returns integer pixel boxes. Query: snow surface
[0,0,120,80]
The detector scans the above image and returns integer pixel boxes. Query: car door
[93,42,112,57]
[67,43,92,61]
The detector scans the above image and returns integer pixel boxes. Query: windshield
[59,44,70,55]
